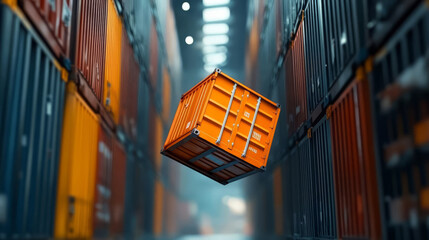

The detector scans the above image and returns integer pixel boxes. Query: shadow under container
[161,69,281,185]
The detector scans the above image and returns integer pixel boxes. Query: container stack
[245,0,429,239]
[0,0,185,239]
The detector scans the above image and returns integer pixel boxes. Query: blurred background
[0,0,429,239]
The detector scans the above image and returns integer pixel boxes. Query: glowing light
[185,36,194,45]
[203,0,230,6]
[203,35,229,45]
[204,52,227,65]
[203,7,230,22]
[182,2,190,11]
[222,196,246,215]
[203,23,229,35]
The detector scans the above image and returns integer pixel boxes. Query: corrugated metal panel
[283,138,313,237]
[93,122,113,238]
[19,0,73,61]
[272,167,284,236]
[104,0,122,124]
[371,5,429,238]
[162,71,280,184]
[149,109,163,170]
[330,73,381,240]
[110,139,127,235]
[304,0,328,115]
[71,0,107,101]
[55,83,99,239]
[137,74,150,149]
[285,19,308,137]
[309,116,336,238]
[120,27,140,141]
[0,6,66,238]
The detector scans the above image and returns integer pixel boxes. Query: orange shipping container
[162,69,280,185]
[329,68,381,240]
[104,0,122,124]
[55,83,99,239]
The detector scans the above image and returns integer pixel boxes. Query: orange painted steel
[54,83,99,239]
[330,69,382,240]
[414,119,429,147]
[104,0,122,124]
[162,70,280,184]
[162,67,172,122]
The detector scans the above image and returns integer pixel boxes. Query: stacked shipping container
[246,0,429,239]
[0,0,183,238]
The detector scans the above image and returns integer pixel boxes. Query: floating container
[103,0,123,124]
[120,27,140,141]
[329,71,382,240]
[285,18,308,138]
[70,0,107,103]
[162,69,280,185]
[309,116,336,238]
[55,83,99,239]
[0,6,66,238]
[93,122,114,238]
[304,0,328,119]
[16,0,73,63]
[110,139,127,235]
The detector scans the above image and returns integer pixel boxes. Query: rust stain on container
[72,0,107,101]
[55,83,99,239]
[110,139,127,235]
[120,28,140,140]
[104,0,122,124]
[18,0,73,61]
[285,20,307,136]
[330,71,381,239]
[162,70,280,184]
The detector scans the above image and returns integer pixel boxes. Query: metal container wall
[104,0,123,124]
[71,0,107,101]
[153,179,164,236]
[137,74,150,149]
[309,116,336,238]
[110,139,127,235]
[0,6,66,238]
[149,107,163,170]
[275,0,284,54]
[371,5,429,238]
[283,138,313,237]
[18,0,73,61]
[149,21,159,89]
[330,73,382,240]
[272,166,284,236]
[304,0,328,116]
[133,0,152,66]
[120,28,140,141]
[55,83,99,239]
[93,122,113,238]
[320,0,361,88]
[162,67,171,122]
[285,20,308,137]
[162,70,280,184]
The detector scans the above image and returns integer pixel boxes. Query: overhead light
[185,36,194,45]
[222,196,246,215]
[203,23,229,35]
[203,7,230,22]
[203,0,230,7]
[182,2,190,11]
[204,52,227,65]
[203,35,229,45]
[203,45,227,54]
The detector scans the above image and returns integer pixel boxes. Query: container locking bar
[216,83,237,144]
[242,97,261,157]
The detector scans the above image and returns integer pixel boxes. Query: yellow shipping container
[104,0,123,124]
[55,83,99,239]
